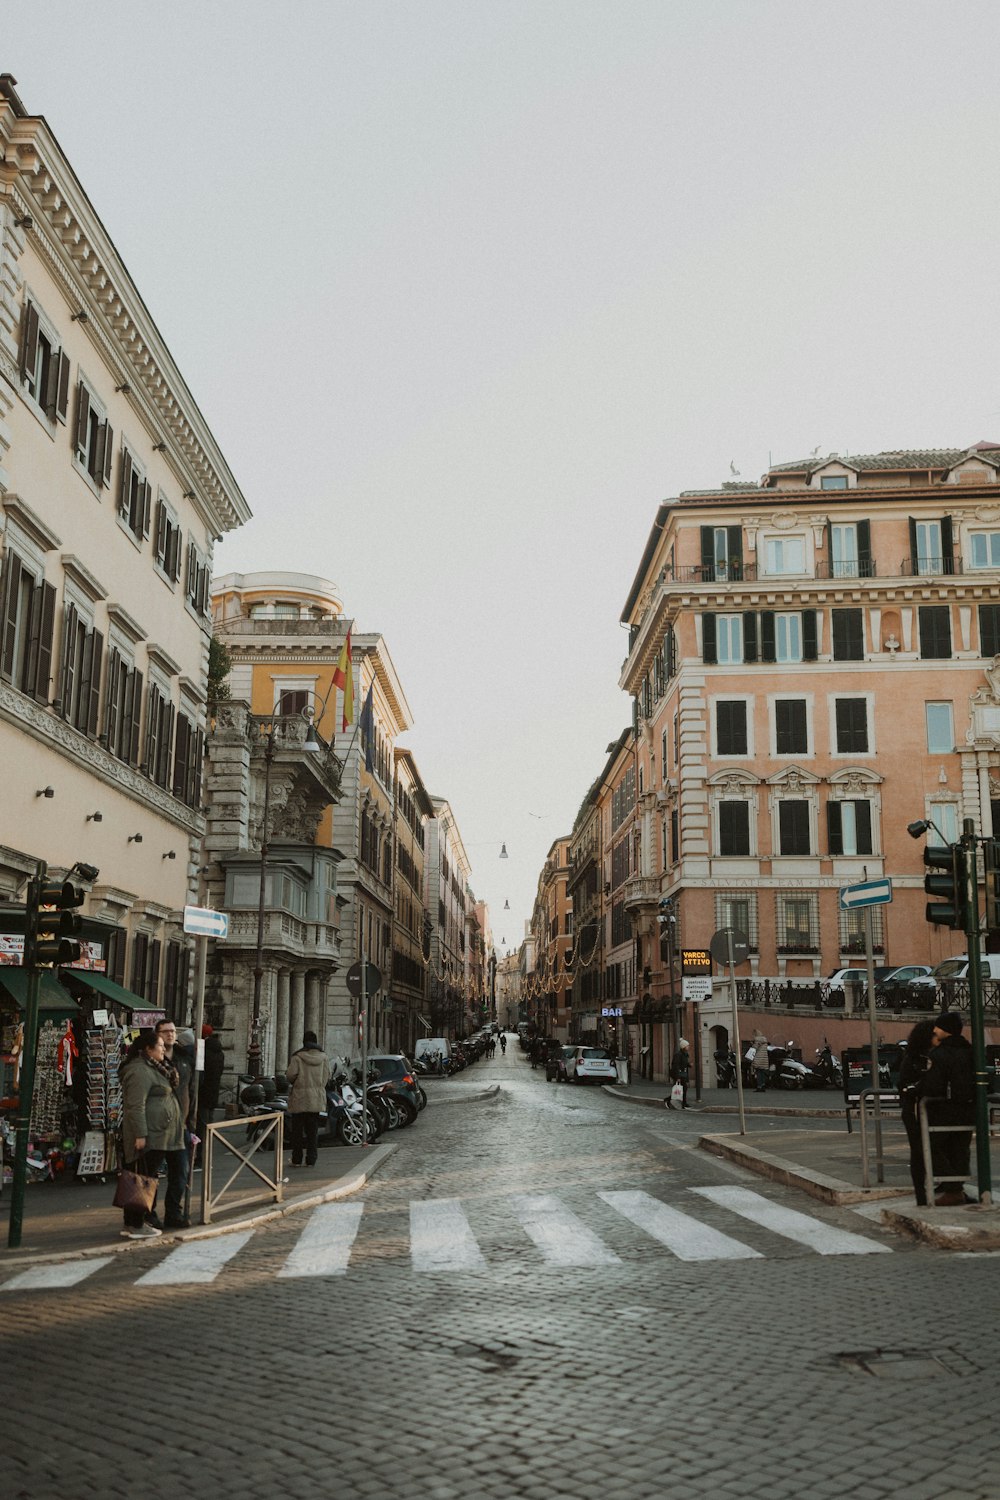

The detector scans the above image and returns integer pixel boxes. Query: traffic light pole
[961,822,992,1204]
[8,865,43,1250]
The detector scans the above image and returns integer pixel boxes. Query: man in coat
[154,1019,195,1229]
[917,1010,975,1207]
[285,1030,331,1167]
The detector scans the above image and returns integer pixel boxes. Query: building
[424,799,474,1038]
[528,837,573,1040]
[0,74,249,1011]
[392,748,433,1052]
[617,446,1000,1046]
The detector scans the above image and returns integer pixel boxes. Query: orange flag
[332,629,354,730]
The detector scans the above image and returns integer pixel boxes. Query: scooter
[814,1044,843,1089]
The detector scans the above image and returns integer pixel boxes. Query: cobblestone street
[4,1049,997,1499]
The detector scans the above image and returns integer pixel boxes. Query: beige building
[424,799,476,1037]
[392,748,433,1052]
[528,837,573,1040]
[0,75,249,1003]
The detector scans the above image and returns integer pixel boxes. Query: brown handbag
[112,1168,158,1212]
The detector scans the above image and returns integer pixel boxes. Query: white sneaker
[121,1223,162,1240]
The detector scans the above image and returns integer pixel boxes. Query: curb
[698,1131,908,1206]
[0,1141,398,1268]
[878,1202,1000,1252]
[600,1084,842,1119]
[428,1083,500,1104]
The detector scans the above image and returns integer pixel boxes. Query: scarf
[144,1054,180,1090]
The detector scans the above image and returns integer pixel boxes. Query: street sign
[839,879,892,911]
[602,1005,622,1017]
[183,905,229,939]
[681,948,712,975]
[682,977,712,1003]
[346,960,382,998]
[709,927,750,966]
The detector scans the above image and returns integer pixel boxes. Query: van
[908,954,1000,995]
[413,1037,451,1063]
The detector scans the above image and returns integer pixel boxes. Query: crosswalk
[0,1186,892,1292]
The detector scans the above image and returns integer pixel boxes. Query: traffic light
[30,877,85,967]
[985,839,1000,936]
[923,843,968,930]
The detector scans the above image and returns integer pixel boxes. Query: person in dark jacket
[194,1024,226,1167]
[120,1029,184,1239]
[916,1010,975,1207]
[154,1019,195,1229]
[667,1038,691,1109]
[898,1018,935,1205]
[285,1031,331,1167]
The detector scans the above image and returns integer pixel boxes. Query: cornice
[2,492,62,551]
[61,553,108,602]
[0,105,251,538]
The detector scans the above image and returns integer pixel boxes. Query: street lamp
[249,720,276,1077]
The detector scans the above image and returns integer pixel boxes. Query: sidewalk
[604,1077,1000,1251]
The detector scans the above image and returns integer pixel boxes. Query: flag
[332,629,353,730]
[360,683,375,773]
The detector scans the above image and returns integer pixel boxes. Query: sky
[7,1,1000,950]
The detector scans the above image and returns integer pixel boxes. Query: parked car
[546,1045,575,1083]
[825,964,931,1004]
[908,953,1000,996]
[564,1046,617,1084]
[367,1054,422,1114]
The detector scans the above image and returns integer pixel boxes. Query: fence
[200,1112,285,1224]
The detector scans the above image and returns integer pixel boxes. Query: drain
[453,1341,520,1370]
[837,1348,972,1379]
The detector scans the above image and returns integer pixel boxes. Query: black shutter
[802,609,818,662]
[727,525,743,577]
[141,479,152,540]
[20,301,39,380]
[919,605,951,660]
[857,520,871,574]
[119,449,133,519]
[164,942,179,1012]
[760,611,776,663]
[55,351,71,423]
[700,527,714,580]
[717,701,747,756]
[908,517,918,572]
[128,668,144,765]
[173,713,190,799]
[144,683,160,775]
[157,701,174,787]
[855,800,872,855]
[131,933,149,995]
[779,800,810,856]
[148,940,161,1006]
[825,520,833,574]
[832,608,863,661]
[980,604,1000,658]
[827,801,843,856]
[941,515,954,573]
[102,423,114,486]
[75,382,90,458]
[85,630,103,737]
[32,581,56,703]
[59,602,79,716]
[190,727,205,806]
[776,699,807,754]
[104,645,122,746]
[743,611,758,662]
[109,929,127,988]
[43,345,61,419]
[702,613,717,665]
[155,500,167,565]
[719,800,750,857]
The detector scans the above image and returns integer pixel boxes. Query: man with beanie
[285,1030,331,1167]
[916,1010,975,1206]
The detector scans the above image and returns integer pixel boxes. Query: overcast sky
[8,2,1000,947]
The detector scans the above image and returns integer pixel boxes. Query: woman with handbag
[118,1028,184,1240]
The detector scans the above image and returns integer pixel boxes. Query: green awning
[0,967,80,1018]
[58,969,140,1011]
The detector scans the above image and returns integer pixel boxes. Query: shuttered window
[827,799,873,856]
[778,799,810,855]
[775,699,807,754]
[19,298,71,424]
[74,380,113,488]
[119,448,152,541]
[0,548,56,701]
[835,698,868,754]
[716,700,748,755]
[718,800,750,856]
[918,605,952,660]
[980,604,1000,658]
[832,609,864,661]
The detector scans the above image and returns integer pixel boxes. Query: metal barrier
[857,1088,901,1188]
[916,1095,1000,1205]
[200,1112,285,1224]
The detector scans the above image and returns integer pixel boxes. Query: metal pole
[864,904,883,1183]
[249,725,274,1077]
[692,992,703,1103]
[963,823,992,1203]
[184,933,208,1223]
[360,937,369,1147]
[8,863,43,1250]
[728,929,747,1136]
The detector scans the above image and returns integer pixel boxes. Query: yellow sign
[681,948,712,975]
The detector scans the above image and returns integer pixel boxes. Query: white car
[564,1046,618,1084]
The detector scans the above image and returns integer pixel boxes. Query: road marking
[692,1186,891,1255]
[410,1198,486,1271]
[1,1257,114,1291]
[135,1230,254,1285]
[509,1193,621,1266]
[599,1189,761,1261]
[278,1202,364,1278]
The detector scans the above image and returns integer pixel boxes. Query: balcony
[622,875,660,913]
[220,909,340,963]
[900,555,963,577]
[218,617,341,637]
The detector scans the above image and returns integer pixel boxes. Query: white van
[908,954,1000,995]
[414,1037,451,1065]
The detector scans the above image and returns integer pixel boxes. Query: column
[289,970,306,1054]
[274,969,291,1073]
[305,970,322,1039]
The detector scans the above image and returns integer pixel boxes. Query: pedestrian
[916,1010,976,1207]
[499,1033,507,1054]
[285,1030,331,1167]
[667,1038,691,1109]
[751,1030,769,1092]
[195,1024,226,1166]
[119,1028,184,1240]
[898,1018,935,1205]
[153,1018,195,1229]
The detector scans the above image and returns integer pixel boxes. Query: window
[970,532,1000,569]
[821,475,849,491]
[763,536,805,575]
[832,609,864,661]
[980,604,1000,658]
[670,807,679,864]
[154,497,182,582]
[102,642,142,764]
[910,516,955,575]
[716,892,758,950]
[700,525,742,582]
[19,298,70,424]
[839,906,884,955]
[118,448,152,542]
[930,801,959,845]
[277,688,309,716]
[0,546,56,702]
[716,700,748,756]
[775,613,802,663]
[73,379,114,489]
[185,540,211,617]
[172,712,204,808]
[925,703,954,754]
[775,699,808,755]
[673,711,679,764]
[835,698,869,754]
[827,800,873,856]
[777,894,818,952]
[144,680,174,788]
[778,800,810,855]
[702,613,743,665]
[918,605,952,660]
[718,800,750,856]
[57,600,103,734]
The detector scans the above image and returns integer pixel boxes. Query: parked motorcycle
[714,1048,738,1089]
[814,1044,843,1089]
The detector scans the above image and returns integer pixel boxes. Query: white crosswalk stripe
[278,1202,363,1278]
[509,1193,621,1265]
[410,1197,486,1271]
[691,1186,892,1255]
[599,1189,762,1261]
[0,1187,894,1291]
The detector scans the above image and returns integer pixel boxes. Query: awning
[58,969,140,1011]
[0,967,80,1018]
[417,1014,432,1034]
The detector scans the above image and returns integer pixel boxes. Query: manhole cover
[837,1348,971,1379]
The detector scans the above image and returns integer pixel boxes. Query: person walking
[119,1028,184,1240]
[751,1030,770,1092]
[667,1038,691,1109]
[916,1010,975,1207]
[499,1033,507,1055]
[898,1018,935,1205]
[285,1030,331,1168]
[153,1019,194,1229]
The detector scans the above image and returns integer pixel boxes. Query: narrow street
[3,1043,996,1500]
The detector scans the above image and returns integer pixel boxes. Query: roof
[767,446,1000,475]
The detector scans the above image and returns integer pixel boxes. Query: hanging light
[500,842,508,859]
[504,899,510,910]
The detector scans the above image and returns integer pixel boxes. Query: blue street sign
[839,879,893,911]
[183,905,229,939]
